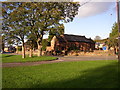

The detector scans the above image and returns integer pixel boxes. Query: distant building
[4,46,16,53]
[95,42,108,50]
[46,34,95,53]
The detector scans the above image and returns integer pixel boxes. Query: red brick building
[46,34,95,53]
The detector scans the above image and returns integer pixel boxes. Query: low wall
[16,50,46,56]
[67,50,116,56]
[15,50,116,56]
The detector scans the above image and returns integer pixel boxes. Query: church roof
[56,34,95,43]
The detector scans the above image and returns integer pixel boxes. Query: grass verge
[2,54,58,63]
[2,60,119,88]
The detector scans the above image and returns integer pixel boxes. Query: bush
[18,46,22,51]
[75,53,79,56]
[42,39,48,51]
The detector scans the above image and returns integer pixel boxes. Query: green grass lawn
[2,60,119,88]
[2,54,58,63]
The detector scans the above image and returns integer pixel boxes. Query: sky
[1,0,117,40]
[44,0,117,40]
[64,1,117,40]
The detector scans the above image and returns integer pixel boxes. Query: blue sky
[43,1,117,40]
[63,1,116,39]
[1,0,117,40]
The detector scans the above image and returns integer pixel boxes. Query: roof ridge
[57,34,94,43]
[64,34,85,37]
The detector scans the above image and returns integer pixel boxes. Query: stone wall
[16,50,46,56]
[67,50,115,56]
[16,50,116,57]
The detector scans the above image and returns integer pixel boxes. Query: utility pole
[116,0,120,62]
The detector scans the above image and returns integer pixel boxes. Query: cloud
[75,0,115,18]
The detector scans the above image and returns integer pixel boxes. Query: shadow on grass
[29,62,120,88]
[2,55,14,58]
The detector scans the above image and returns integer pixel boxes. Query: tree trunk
[37,44,42,56]
[22,43,25,58]
[16,45,18,54]
[37,34,43,57]
[29,48,33,57]
[33,47,35,51]
[114,46,117,54]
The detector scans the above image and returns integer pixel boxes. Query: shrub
[18,46,22,51]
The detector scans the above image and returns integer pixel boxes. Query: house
[46,34,95,54]
[4,46,16,53]
[95,42,108,50]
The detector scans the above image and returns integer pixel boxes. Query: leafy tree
[25,34,37,57]
[108,22,118,54]
[2,2,80,57]
[2,2,29,58]
[109,22,118,39]
[94,36,101,41]
[48,23,64,42]
[25,2,80,56]
[0,35,5,53]
[42,39,48,51]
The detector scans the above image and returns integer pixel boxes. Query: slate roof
[56,34,95,43]
[56,36,66,42]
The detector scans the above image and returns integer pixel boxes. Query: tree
[48,23,64,42]
[25,2,80,56]
[108,22,118,54]
[2,2,80,57]
[0,35,5,53]
[94,36,101,41]
[2,2,29,58]
[42,39,48,51]
[26,33,37,57]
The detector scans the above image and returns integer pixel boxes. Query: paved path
[2,55,117,67]
[2,60,64,67]
[58,55,117,61]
